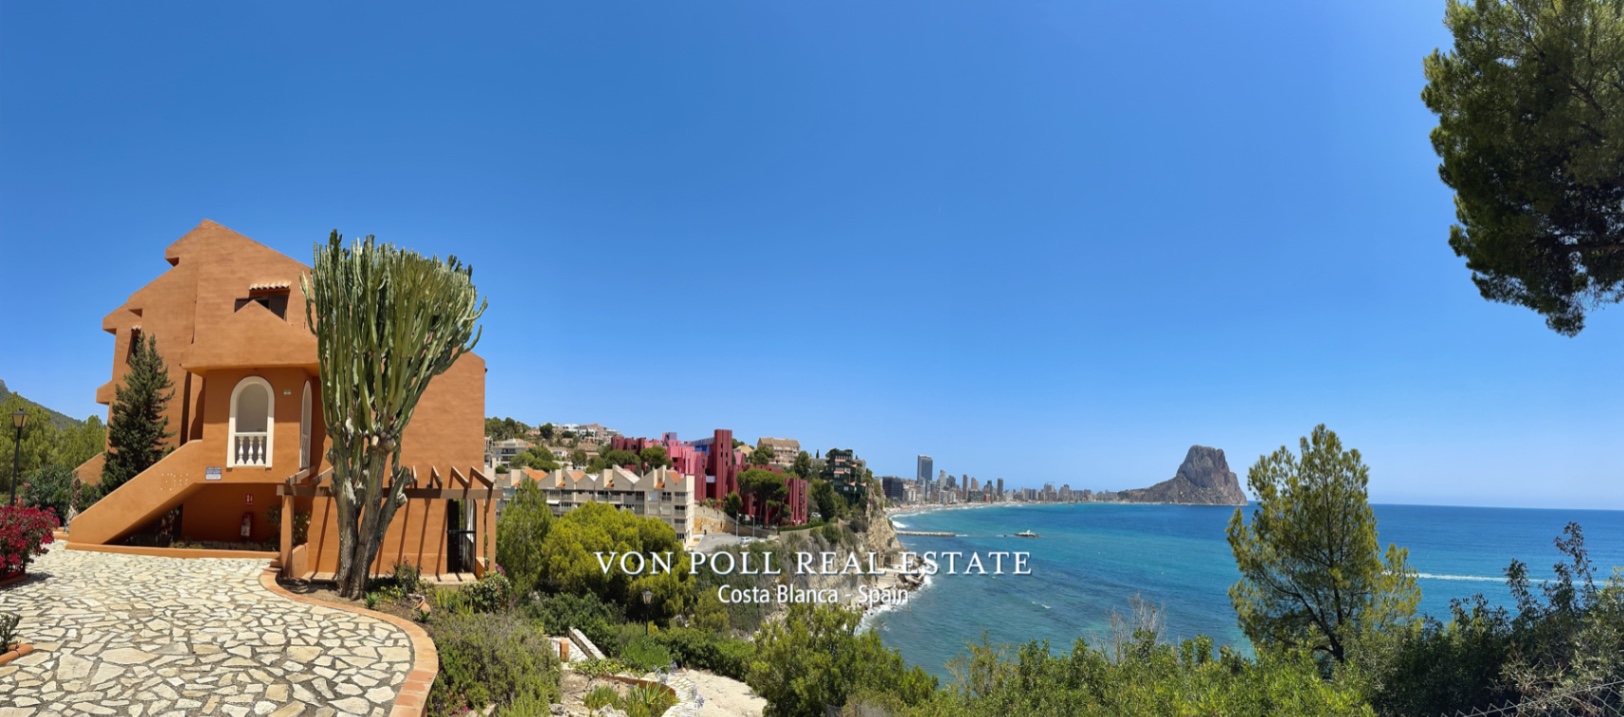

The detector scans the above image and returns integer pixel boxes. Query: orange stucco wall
[93,220,316,472]
[180,484,283,543]
[73,220,491,577]
[302,490,497,577]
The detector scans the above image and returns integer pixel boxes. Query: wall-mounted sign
[206,467,222,481]
[245,494,254,506]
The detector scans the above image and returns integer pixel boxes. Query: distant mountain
[0,379,86,430]
[1117,445,1247,506]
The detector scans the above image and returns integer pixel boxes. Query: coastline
[859,503,1024,625]
[888,501,1024,522]
[889,501,1246,524]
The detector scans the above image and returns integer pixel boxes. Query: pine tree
[99,334,174,497]
[1226,425,1420,665]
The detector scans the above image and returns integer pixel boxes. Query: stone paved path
[0,545,414,717]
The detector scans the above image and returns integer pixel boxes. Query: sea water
[871,503,1624,679]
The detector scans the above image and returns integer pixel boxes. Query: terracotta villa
[69,220,496,580]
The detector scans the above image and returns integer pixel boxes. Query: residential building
[756,437,800,468]
[556,423,617,444]
[881,476,908,503]
[917,455,933,483]
[824,448,866,503]
[488,437,532,465]
[525,466,697,543]
[70,221,495,578]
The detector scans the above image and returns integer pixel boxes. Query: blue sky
[1,2,1619,509]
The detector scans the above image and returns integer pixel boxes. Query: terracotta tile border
[258,567,439,717]
[0,643,34,667]
[68,542,279,560]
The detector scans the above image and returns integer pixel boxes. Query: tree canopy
[790,450,813,478]
[485,417,532,441]
[750,604,936,717]
[750,443,776,466]
[587,449,639,473]
[538,501,690,621]
[495,477,553,599]
[810,479,845,522]
[1,395,102,497]
[1422,0,1624,335]
[508,447,558,472]
[1227,425,1420,664]
[640,445,671,470]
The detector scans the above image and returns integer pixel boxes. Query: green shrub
[432,587,472,615]
[650,626,755,681]
[690,589,730,633]
[0,613,19,651]
[620,635,675,674]
[688,542,786,634]
[21,465,73,522]
[497,688,555,717]
[749,603,936,717]
[393,562,423,594]
[819,522,841,545]
[620,682,677,717]
[609,622,646,657]
[525,591,620,649]
[463,572,513,613]
[856,634,1374,717]
[1344,523,1624,715]
[584,685,619,710]
[426,611,560,716]
[576,658,630,679]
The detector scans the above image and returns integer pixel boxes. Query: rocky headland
[1116,445,1247,505]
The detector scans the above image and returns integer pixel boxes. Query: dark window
[234,292,289,319]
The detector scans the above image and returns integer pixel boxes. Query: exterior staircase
[69,442,210,545]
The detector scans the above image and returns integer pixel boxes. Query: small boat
[1015,530,1039,538]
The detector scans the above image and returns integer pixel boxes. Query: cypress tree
[99,334,174,496]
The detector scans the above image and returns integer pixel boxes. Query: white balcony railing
[233,432,270,467]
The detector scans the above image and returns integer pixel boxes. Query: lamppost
[642,589,654,636]
[10,409,27,507]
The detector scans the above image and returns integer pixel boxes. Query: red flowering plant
[0,505,59,579]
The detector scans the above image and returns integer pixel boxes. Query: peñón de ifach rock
[1117,445,1247,505]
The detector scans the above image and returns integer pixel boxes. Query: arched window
[229,376,275,467]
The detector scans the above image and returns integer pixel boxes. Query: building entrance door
[445,500,474,574]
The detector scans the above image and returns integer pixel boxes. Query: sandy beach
[888,501,1022,521]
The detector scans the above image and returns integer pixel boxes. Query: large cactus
[301,231,486,598]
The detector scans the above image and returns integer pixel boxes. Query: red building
[608,428,808,526]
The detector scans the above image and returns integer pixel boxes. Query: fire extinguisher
[241,513,253,541]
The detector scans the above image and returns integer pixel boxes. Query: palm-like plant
[302,231,486,598]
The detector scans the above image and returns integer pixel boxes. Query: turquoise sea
[871,503,1624,679]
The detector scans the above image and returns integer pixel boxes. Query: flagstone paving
[0,545,414,717]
